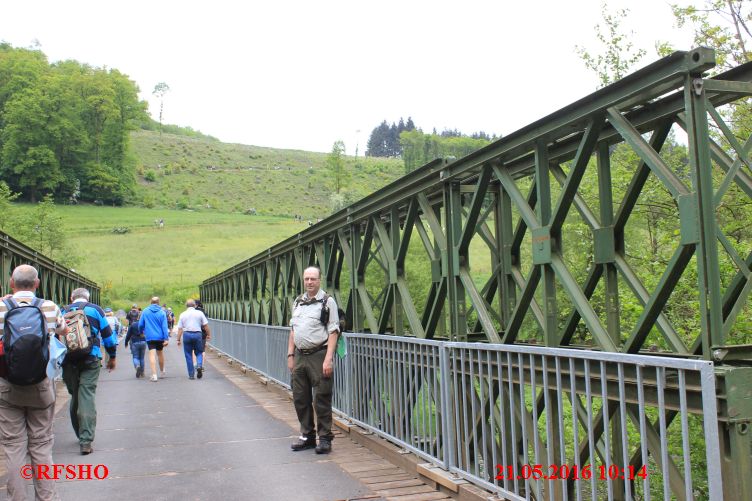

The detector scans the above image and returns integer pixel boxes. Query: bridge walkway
[3,336,452,501]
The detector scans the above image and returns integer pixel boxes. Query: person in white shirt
[176,299,210,379]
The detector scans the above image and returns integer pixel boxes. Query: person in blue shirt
[138,297,169,382]
[62,288,117,455]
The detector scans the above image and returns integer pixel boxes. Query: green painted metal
[202,48,752,498]
[0,231,99,305]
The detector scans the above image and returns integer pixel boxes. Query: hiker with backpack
[124,317,147,378]
[61,288,117,455]
[126,304,140,326]
[287,266,340,455]
[0,264,68,501]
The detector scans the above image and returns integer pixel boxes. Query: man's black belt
[297,343,328,355]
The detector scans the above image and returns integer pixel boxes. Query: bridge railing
[208,319,722,501]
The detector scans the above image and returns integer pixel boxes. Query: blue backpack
[2,298,50,385]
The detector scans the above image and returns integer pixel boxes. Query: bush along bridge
[201,48,752,501]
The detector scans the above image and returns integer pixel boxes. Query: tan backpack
[62,304,93,357]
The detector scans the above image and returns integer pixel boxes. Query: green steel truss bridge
[0,231,99,305]
[202,48,751,500]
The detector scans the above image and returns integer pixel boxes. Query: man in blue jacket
[62,288,117,455]
[139,297,169,382]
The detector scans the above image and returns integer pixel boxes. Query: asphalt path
[39,335,371,500]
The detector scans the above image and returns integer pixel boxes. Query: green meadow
[53,205,304,313]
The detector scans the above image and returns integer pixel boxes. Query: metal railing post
[439,342,454,470]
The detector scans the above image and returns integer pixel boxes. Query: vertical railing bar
[530,354,554,498]
[386,339,394,437]
[616,363,631,500]
[410,342,418,450]
[382,339,390,434]
[433,345,440,460]
[518,352,531,501]
[469,349,480,478]
[489,349,499,489]
[542,355,555,499]
[440,344,453,470]
[657,367,670,501]
[462,349,472,474]
[422,345,429,457]
[569,357,582,501]
[600,361,613,501]
[352,338,359,420]
[498,351,509,492]
[452,347,461,470]
[700,362,723,501]
[416,344,423,455]
[555,356,567,501]
[529,354,541,499]
[346,335,353,418]
[453,347,462,470]
[395,340,402,442]
[367,338,374,426]
[636,365,650,501]
[508,351,519,495]
[425,345,434,458]
[402,340,410,445]
[584,360,597,501]
[678,370,693,501]
[476,350,488,480]
[434,345,440,460]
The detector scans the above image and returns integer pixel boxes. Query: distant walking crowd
[0,264,211,501]
[0,263,340,500]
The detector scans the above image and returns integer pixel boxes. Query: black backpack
[2,298,50,385]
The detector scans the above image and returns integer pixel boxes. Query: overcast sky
[1,0,695,154]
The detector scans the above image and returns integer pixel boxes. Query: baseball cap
[105,307,112,312]
[132,304,138,308]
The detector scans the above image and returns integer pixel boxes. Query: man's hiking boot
[196,366,203,379]
[136,366,143,378]
[80,443,93,455]
[290,436,316,451]
[315,439,332,454]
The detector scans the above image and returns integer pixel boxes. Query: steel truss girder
[0,231,99,305]
[201,48,752,499]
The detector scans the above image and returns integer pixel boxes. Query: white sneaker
[161,370,166,377]
[150,374,158,382]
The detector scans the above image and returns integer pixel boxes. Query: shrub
[144,169,157,182]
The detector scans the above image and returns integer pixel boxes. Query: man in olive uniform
[287,266,339,454]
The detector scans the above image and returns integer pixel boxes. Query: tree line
[0,43,148,204]
[365,116,499,173]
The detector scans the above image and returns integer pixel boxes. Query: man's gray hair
[186,299,196,308]
[71,288,90,301]
[11,265,38,289]
[303,266,321,279]
[151,296,160,304]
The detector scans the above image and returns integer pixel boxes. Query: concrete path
[45,336,374,501]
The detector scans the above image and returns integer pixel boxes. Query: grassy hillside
[49,205,304,313]
[7,132,408,316]
[128,130,405,216]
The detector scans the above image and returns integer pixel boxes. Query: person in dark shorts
[138,297,169,382]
